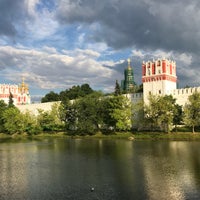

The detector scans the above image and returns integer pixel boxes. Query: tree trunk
[192,125,195,134]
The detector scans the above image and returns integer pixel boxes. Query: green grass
[1,131,200,141]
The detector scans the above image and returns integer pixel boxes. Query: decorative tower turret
[121,59,135,93]
[142,58,177,103]
[17,77,31,105]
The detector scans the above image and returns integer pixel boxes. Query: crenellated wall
[170,87,200,106]
[125,93,143,104]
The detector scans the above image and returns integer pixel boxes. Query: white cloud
[178,53,192,66]
[0,46,119,92]
[132,50,145,58]
[24,0,59,40]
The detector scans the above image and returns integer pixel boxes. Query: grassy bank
[1,131,200,140]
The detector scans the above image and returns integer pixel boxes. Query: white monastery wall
[17,101,60,115]
[170,87,200,106]
[125,93,143,104]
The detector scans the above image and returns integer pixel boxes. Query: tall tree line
[41,83,94,103]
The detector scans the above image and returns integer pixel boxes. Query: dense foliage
[59,92,132,134]
[144,95,183,133]
[41,84,94,102]
[184,92,200,133]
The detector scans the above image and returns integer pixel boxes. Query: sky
[0,0,200,102]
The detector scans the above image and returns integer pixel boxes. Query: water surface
[0,138,200,200]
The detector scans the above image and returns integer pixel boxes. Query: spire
[127,58,131,69]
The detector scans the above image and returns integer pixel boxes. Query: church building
[0,78,31,105]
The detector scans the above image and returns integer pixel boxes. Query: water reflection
[0,139,200,199]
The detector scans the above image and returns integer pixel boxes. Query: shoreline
[1,132,200,141]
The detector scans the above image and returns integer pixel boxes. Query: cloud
[55,0,200,53]
[0,0,28,37]
[0,46,121,92]
[177,53,192,66]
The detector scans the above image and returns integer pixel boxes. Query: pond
[0,138,200,200]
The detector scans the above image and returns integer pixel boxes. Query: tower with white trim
[121,58,135,93]
[142,58,177,103]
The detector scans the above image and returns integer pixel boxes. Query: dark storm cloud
[0,0,27,37]
[56,0,200,53]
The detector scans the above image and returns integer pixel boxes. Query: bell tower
[121,58,135,93]
[142,58,177,103]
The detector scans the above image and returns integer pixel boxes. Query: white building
[126,58,200,106]
[0,79,31,105]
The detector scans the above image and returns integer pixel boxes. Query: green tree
[2,107,24,134]
[0,100,8,132]
[60,84,94,101]
[112,100,132,131]
[102,95,132,131]
[37,110,55,131]
[80,83,93,95]
[144,95,160,131]
[37,103,63,131]
[132,100,145,130]
[42,84,94,103]
[41,91,60,103]
[173,104,183,132]
[158,95,177,133]
[145,95,177,132]
[59,98,78,131]
[75,92,103,134]
[114,80,121,96]
[21,111,40,135]
[184,92,200,133]
[135,84,143,93]
[8,92,14,107]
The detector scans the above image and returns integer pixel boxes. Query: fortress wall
[17,101,61,115]
[170,87,200,106]
[125,93,143,104]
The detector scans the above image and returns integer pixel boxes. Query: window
[148,68,151,75]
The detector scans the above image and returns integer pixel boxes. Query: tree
[41,91,60,103]
[144,95,160,131]
[132,100,145,130]
[173,104,183,132]
[112,97,132,131]
[37,103,63,131]
[80,83,93,95]
[184,92,200,133]
[135,84,143,93]
[0,100,8,132]
[59,98,78,131]
[8,92,14,107]
[114,80,121,96]
[21,111,40,135]
[41,84,95,103]
[144,95,177,132]
[102,95,132,131]
[75,92,103,134]
[2,107,24,134]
